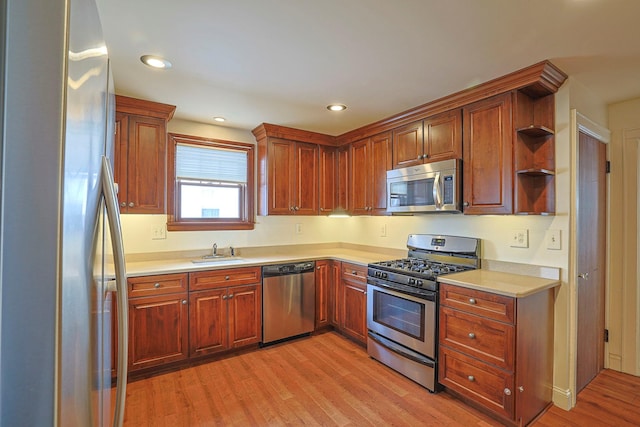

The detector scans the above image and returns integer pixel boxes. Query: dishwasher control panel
[262,262,315,276]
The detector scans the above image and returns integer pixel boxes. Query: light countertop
[437,269,560,298]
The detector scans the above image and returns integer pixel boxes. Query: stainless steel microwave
[386,159,462,214]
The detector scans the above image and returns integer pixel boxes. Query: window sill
[167,221,255,232]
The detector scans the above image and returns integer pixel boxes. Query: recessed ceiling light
[213,116,226,122]
[140,55,172,69]
[327,104,347,112]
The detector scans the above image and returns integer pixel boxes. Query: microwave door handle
[433,173,442,209]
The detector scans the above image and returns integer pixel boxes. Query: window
[167,133,255,231]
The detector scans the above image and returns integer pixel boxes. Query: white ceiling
[95,0,640,136]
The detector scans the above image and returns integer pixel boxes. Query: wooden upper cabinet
[114,95,175,214]
[265,138,319,215]
[295,142,319,215]
[319,146,337,214]
[392,110,462,169]
[336,145,350,212]
[392,121,424,169]
[425,109,462,162]
[350,132,392,215]
[462,92,514,214]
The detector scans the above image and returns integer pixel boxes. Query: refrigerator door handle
[101,156,128,427]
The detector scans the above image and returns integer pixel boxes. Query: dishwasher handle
[262,262,315,277]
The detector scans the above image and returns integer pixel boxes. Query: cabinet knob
[518,386,524,393]
[352,270,357,275]
[467,375,475,382]
[154,283,161,288]
[128,202,134,208]
[504,388,512,396]
[468,332,476,339]
[182,299,187,305]
[228,293,234,299]
[578,272,589,280]
[463,201,469,207]
[222,295,227,300]
[317,266,321,270]
[225,276,230,280]
[120,202,126,207]
[468,298,477,305]
[294,206,299,211]
[289,206,295,211]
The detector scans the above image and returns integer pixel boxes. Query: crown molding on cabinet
[115,95,176,121]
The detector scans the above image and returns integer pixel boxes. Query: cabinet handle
[294,206,299,211]
[154,283,161,288]
[317,266,321,270]
[468,298,476,305]
[467,375,475,382]
[468,332,476,339]
[289,206,294,211]
[225,276,230,280]
[504,388,512,396]
[120,202,126,207]
[128,202,134,208]
[228,294,234,299]
[578,272,589,280]
[352,270,357,275]
[518,386,524,393]
[424,154,429,159]
[182,300,187,305]
[463,201,469,207]
[222,295,227,300]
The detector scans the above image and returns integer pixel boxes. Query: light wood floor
[120,332,640,426]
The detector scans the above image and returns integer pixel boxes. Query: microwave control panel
[443,175,454,204]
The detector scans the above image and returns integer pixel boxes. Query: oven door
[366,283,436,359]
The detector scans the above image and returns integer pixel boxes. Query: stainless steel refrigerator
[0,0,128,425]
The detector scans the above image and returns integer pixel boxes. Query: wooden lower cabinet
[338,262,368,345]
[189,268,262,359]
[315,260,331,329]
[128,290,189,372]
[438,283,554,426]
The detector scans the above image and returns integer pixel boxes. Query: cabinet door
[330,261,342,327]
[125,114,167,213]
[267,138,295,214]
[295,142,319,215]
[128,293,189,371]
[189,288,228,357]
[315,260,331,329]
[463,93,513,214]
[393,121,424,169]
[349,138,371,215]
[341,279,367,345]
[114,112,128,212]
[319,146,336,214]
[370,132,392,215]
[336,146,350,212]
[425,109,462,162]
[228,284,262,348]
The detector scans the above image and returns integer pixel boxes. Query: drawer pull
[225,276,230,280]
[468,332,476,339]
[352,270,357,275]
[154,283,161,288]
[468,298,476,305]
[222,295,228,300]
[181,300,187,305]
[504,388,512,396]
[467,375,475,382]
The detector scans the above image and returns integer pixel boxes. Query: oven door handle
[368,332,435,368]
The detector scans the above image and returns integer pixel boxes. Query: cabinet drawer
[439,347,514,421]
[440,306,514,370]
[128,273,188,297]
[440,284,515,324]
[190,266,261,291]
[341,262,367,283]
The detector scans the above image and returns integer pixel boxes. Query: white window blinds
[176,143,247,183]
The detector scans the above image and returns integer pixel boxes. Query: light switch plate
[546,229,561,250]
[151,225,166,240]
[295,223,303,234]
[510,229,529,248]
[380,223,387,237]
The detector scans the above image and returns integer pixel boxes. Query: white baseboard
[552,386,573,411]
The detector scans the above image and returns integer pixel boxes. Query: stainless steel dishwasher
[262,261,315,344]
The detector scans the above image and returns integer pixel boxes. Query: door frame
[569,110,610,406]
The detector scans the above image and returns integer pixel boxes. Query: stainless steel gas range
[366,234,480,392]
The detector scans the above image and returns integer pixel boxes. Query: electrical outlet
[295,223,303,234]
[510,229,529,248]
[380,223,387,237]
[151,225,166,240]
[546,229,561,250]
